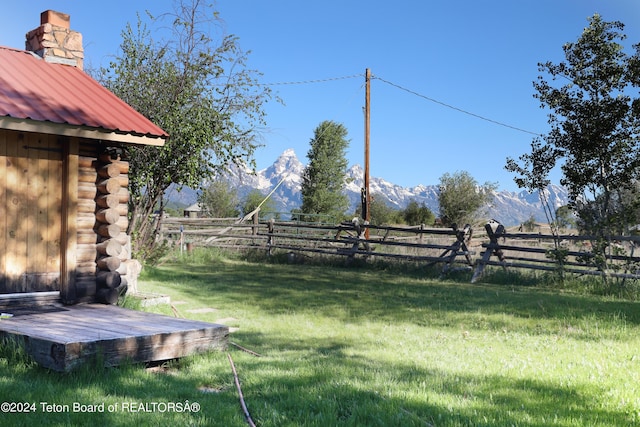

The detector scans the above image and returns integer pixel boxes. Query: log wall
[75,153,97,301]
[0,130,139,304]
[75,143,130,304]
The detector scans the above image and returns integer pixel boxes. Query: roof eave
[0,116,167,147]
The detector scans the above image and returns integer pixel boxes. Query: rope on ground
[230,341,263,357]
[227,353,257,427]
[170,304,184,318]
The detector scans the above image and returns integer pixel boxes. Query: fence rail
[471,221,640,282]
[159,216,475,273]
[158,216,640,282]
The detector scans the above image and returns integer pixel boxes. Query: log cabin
[0,11,228,371]
[0,10,167,305]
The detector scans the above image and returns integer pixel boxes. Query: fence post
[349,218,362,257]
[266,218,275,256]
[441,224,474,274]
[252,212,259,236]
[471,220,506,283]
[180,224,184,254]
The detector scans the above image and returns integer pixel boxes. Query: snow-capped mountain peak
[263,149,304,182]
[204,149,569,226]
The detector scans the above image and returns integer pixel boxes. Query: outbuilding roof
[0,46,167,146]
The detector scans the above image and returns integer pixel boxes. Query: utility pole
[363,68,371,239]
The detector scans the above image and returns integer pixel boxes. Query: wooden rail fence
[471,221,640,282]
[159,217,640,282]
[160,217,475,274]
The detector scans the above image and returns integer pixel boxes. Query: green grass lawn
[1,251,640,426]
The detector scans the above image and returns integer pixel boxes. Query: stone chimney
[25,10,84,70]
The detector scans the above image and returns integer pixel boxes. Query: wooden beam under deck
[0,304,229,372]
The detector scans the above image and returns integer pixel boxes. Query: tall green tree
[506,14,640,237]
[300,121,350,222]
[438,171,495,227]
[198,180,240,218]
[506,14,640,280]
[354,196,402,225]
[97,0,273,262]
[403,199,435,226]
[241,189,277,219]
[555,205,576,230]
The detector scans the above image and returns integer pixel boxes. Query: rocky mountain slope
[177,148,569,226]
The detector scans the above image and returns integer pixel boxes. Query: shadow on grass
[144,260,640,335]
[224,331,632,426]
[0,351,248,427]
[126,259,640,425]
[1,255,637,426]
[0,333,633,426]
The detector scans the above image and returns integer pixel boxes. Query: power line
[260,71,542,136]
[262,73,362,86]
[372,75,543,137]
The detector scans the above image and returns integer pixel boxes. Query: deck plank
[0,303,229,371]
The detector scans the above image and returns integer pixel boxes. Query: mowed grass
[1,250,640,426]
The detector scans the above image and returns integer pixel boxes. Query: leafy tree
[505,141,560,235]
[97,0,273,262]
[403,199,435,226]
[241,189,277,220]
[577,185,640,235]
[610,183,640,233]
[521,214,537,232]
[354,196,402,225]
[555,205,576,230]
[198,180,239,218]
[300,121,350,222]
[163,203,184,218]
[370,198,400,225]
[505,14,640,280]
[438,171,495,227]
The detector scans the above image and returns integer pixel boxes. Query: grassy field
[1,250,640,426]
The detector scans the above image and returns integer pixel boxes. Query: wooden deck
[0,301,229,372]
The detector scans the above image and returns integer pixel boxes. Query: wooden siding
[0,130,62,293]
[60,137,78,303]
[0,130,134,304]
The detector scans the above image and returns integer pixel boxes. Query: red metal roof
[0,46,168,143]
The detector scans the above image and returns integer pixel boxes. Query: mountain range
[172,148,569,227]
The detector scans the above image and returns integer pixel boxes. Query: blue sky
[2,1,640,192]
